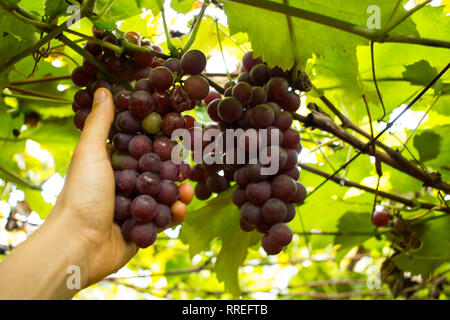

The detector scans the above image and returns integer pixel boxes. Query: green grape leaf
[393,215,450,277]
[413,130,442,162]
[180,188,261,294]
[44,0,65,22]
[22,118,79,173]
[402,60,439,87]
[170,0,195,14]
[92,19,123,36]
[20,0,45,16]
[334,211,376,263]
[95,0,160,22]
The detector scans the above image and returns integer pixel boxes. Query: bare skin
[0,88,138,299]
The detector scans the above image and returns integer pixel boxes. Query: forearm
[0,211,88,300]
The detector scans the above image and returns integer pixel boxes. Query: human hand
[48,88,137,288]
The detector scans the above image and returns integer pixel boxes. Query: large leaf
[393,215,450,277]
[413,130,442,162]
[180,188,261,294]
[334,211,377,263]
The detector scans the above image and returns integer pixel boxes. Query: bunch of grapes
[189,52,310,255]
[71,27,210,248]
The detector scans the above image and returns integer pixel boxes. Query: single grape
[269,223,293,247]
[138,152,162,173]
[266,77,289,101]
[207,99,221,122]
[250,86,267,107]
[194,181,212,200]
[117,169,139,197]
[121,218,137,242]
[128,135,152,159]
[232,82,253,105]
[250,64,270,86]
[250,104,275,129]
[131,195,157,222]
[130,222,157,248]
[206,173,229,194]
[177,162,190,182]
[114,90,132,111]
[262,198,287,224]
[161,112,186,136]
[74,90,92,110]
[242,52,262,71]
[153,92,171,115]
[240,202,262,225]
[184,75,209,101]
[246,181,271,206]
[153,136,174,161]
[279,92,300,112]
[171,201,187,226]
[244,164,266,182]
[115,111,142,134]
[71,67,92,87]
[74,109,90,130]
[130,90,155,118]
[282,128,300,149]
[154,204,172,229]
[292,182,307,204]
[135,66,151,80]
[134,79,154,94]
[271,175,297,201]
[283,149,298,171]
[237,71,252,84]
[120,155,139,170]
[136,172,161,196]
[114,195,131,220]
[134,47,157,67]
[282,166,300,181]
[218,97,244,123]
[181,49,207,75]
[262,234,283,255]
[240,218,255,232]
[159,160,178,181]
[284,203,296,223]
[372,210,390,227]
[234,168,250,188]
[189,166,207,182]
[163,58,182,74]
[273,111,293,131]
[179,182,194,205]
[204,91,222,106]
[149,66,174,92]
[232,188,247,208]
[156,179,179,206]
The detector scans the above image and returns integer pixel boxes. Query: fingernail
[93,89,107,107]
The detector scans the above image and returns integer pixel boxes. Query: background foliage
[0,0,449,299]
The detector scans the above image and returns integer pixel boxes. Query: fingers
[77,88,114,155]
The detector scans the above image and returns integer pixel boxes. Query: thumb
[78,88,114,153]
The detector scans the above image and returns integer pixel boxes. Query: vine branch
[298,164,450,214]
[222,0,450,48]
